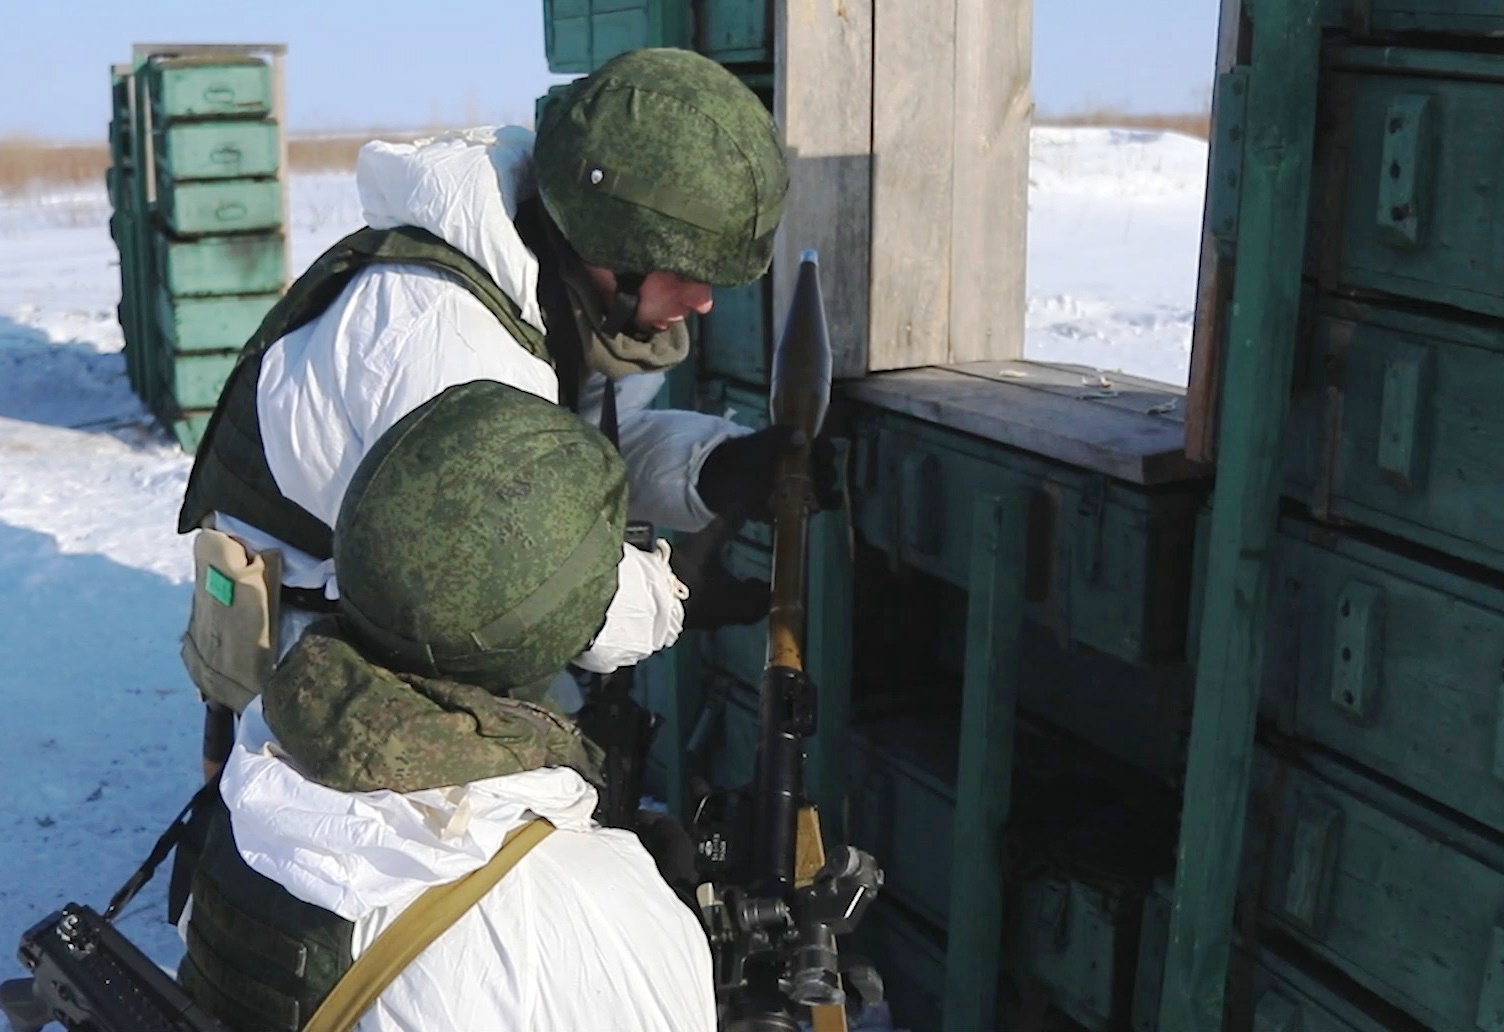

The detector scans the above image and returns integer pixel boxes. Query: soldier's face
[585,264,714,334]
[634,271,714,332]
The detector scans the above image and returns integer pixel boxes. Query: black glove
[634,809,700,913]
[696,425,842,524]
[669,515,771,631]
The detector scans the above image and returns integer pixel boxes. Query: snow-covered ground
[0,128,1207,1024]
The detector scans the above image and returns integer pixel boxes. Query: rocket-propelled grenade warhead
[769,249,832,444]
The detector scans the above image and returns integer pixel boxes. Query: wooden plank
[773,0,872,379]
[942,493,1026,1031]
[842,367,1207,486]
[948,0,1030,366]
[868,0,955,371]
[948,359,1190,422]
[1184,0,1249,463]
[1158,4,1324,1029]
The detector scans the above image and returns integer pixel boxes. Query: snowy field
[0,127,1207,1022]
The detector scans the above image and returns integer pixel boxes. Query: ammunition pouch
[180,528,283,715]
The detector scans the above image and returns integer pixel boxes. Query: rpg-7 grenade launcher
[689,250,885,1032]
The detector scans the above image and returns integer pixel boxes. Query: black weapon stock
[692,251,883,1032]
[1,904,230,1032]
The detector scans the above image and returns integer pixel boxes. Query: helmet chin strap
[598,271,652,342]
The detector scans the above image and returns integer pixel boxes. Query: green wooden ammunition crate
[148,56,272,121]
[155,288,277,353]
[154,120,279,180]
[850,407,1202,665]
[1246,950,1409,1032]
[1310,47,1504,320]
[1007,875,1147,1032]
[534,82,577,135]
[699,278,769,384]
[697,0,771,64]
[1253,747,1504,1032]
[697,278,770,383]
[156,176,282,236]
[1285,298,1504,573]
[1134,881,1399,1032]
[154,230,285,297]
[109,72,134,165]
[848,717,958,929]
[1367,0,1504,35]
[845,899,947,1032]
[1258,514,1504,837]
[166,410,214,452]
[154,349,241,411]
[543,0,690,74]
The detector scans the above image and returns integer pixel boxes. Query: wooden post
[773,0,872,379]
[1183,0,1250,462]
[869,0,956,372]
[948,0,1032,367]
[774,0,1029,377]
[942,493,1026,1032]
[1159,5,1324,1029]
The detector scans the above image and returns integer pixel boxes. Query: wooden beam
[942,493,1026,1031]
[949,0,1031,366]
[773,0,872,379]
[1184,0,1250,463]
[1158,4,1324,1029]
[869,0,957,371]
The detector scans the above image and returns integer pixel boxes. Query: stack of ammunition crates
[107,44,289,449]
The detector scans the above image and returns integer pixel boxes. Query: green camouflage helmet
[533,47,789,287]
[334,379,627,694]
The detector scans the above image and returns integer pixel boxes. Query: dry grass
[0,129,428,196]
[2,107,1211,197]
[0,137,112,196]
[1035,107,1211,139]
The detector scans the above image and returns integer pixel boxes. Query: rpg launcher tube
[750,249,833,897]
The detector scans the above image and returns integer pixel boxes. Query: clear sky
[0,0,1221,142]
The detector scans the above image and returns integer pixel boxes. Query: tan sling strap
[301,817,555,1032]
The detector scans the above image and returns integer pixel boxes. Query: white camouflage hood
[355,125,547,336]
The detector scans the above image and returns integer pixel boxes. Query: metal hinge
[1208,67,1250,257]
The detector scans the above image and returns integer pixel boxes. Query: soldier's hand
[696,425,841,523]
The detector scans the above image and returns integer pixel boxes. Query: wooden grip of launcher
[766,249,832,675]
[767,251,845,1032]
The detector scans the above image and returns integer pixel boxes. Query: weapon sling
[299,817,554,1032]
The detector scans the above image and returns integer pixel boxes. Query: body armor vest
[176,225,551,561]
[177,797,354,1031]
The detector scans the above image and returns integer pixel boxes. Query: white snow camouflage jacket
[211,125,754,674]
[177,697,717,1031]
